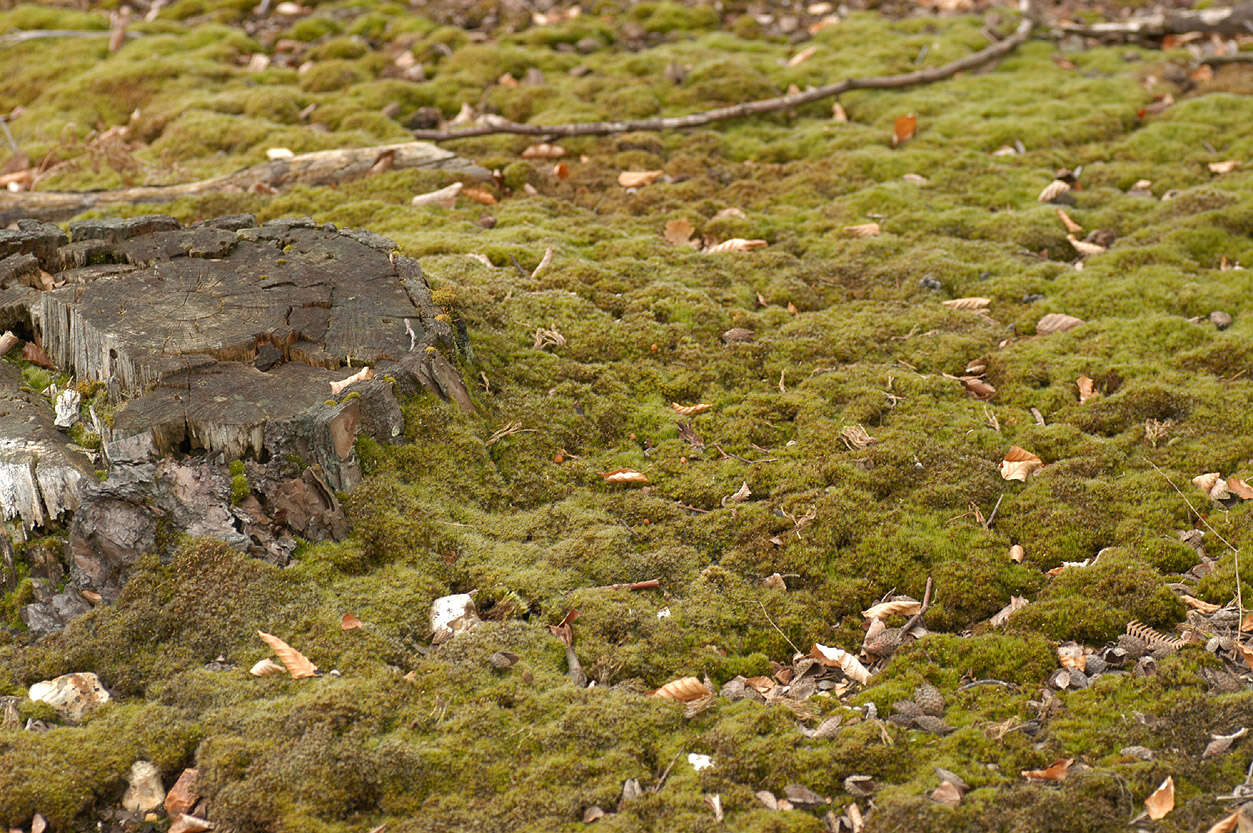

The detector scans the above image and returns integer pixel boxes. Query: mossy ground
[2,1,1253,831]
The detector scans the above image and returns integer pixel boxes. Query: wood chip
[618,170,662,188]
[1076,375,1096,403]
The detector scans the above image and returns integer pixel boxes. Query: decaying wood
[0,142,488,223]
[1056,1,1253,38]
[412,0,1037,141]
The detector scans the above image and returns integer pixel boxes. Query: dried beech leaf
[1193,473,1231,501]
[1202,727,1246,759]
[861,598,921,621]
[1009,544,1025,564]
[942,297,990,311]
[521,143,565,159]
[256,631,318,679]
[1208,160,1241,174]
[704,237,767,253]
[723,481,752,505]
[788,45,818,66]
[1057,642,1086,671]
[1037,179,1071,202]
[1180,595,1220,614]
[412,182,462,207]
[249,658,286,677]
[664,219,695,247]
[711,207,747,221]
[1229,477,1253,500]
[989,595,1028,627]
[1076,375,1096,403]
[341,613,363,630]
[671,402,712,415]
[462,187,498,205]
[960,376,996,400]
[892,113,917,147]
[999,446,1043,482]
[552,162,569,179]
[1145,776,1174,820]
[601,469,648,485]
[1057,208,1083,233]
[1206,810,1243,833]
[810,643,872,684]
[930,780,964,807]
[762,573,787,590]
[840,424,876,450]
[619,170,662,188]
[1067,234,1106,257]
[652,676,713,702]
[745,675,776,694]
[844,222,881,238]
[1238,641,1253,672]
[1036,313,1085,335]
[1021,758,1073,781]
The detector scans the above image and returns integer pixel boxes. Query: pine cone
[912,715,954,735]
[914,683,945,716]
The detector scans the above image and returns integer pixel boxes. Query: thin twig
[412,1,1036,141]
[900,577,934,636]
[1143,456,1242,618]
[984,492,1005,529]
[757,600,801,655]
[651,749,684,794]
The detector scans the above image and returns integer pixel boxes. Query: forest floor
[2,0,1253,831]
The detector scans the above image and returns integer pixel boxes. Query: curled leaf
[601,469,649,484]
[844,222,881,238]
[1208,160,1241,174]
[652,676,713,702]
[1009,545,1025,564]
[892,113,917,147]
[1144,776,1174,820]
[462,187,498,205]
[664,219,696,247]
[1056,642,1086,671]
[999,446,1042,482]
[1037,180,1070,202]
[959,376,996,400]
[1076,375,1096,403]
[411,182,462,208]
[788,45,818,66]
[1193,472,1231,501]
[249,658,286,677]
[341,613,363,630]
[256,631,319,679]
[942,297,990,311]
[704,238,767,253]
[1067,234,1106,257]
[619,170,662,188]
[810,643,872,684]
[671,402,712,415]
[522,143,565,159]
[1229,477,1253,500]
[1021,758,1072,781]
[989,595,1028,627]
[861,598,921,621]
[1057,208,1082,233]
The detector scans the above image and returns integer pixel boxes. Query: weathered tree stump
[0,213,475,633]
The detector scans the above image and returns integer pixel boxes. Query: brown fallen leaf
[553,162,570,179]
[745,675,776,694]
[1202,727,1247,758]
[1193,472,1231,501]
[1036,313,1084,335]
[930,779,964,807]
[844,222,881,238]
[22,341,54,368]
[960,376,996,400]
[999,446,1043,482]
[601,469,648,485]
[619,170,662,188]
[462,187,498,205]
[832,101,848,121]
[1067,234,1106,257]
[1009,545,1025,564]
[811,643,872,684]
[762,573,787,590]
[249,657,286,677]
[652,676,713,702]
[840,424,876,450]
[256,631,319,679]
[1021,758,1073,781]
[1076,375,1097,403]
[942,297,990,311]
[1228,477,1253,500]
[1038,180,1070,202]
[892,113,917,147]
[788,45,818,66]
[989,595,1028,627]
[1057,208,1083,234]
[704,238,767,254]
[1057,642,1086,671]
[1145,775,1174,820]
[1238,641,1253,672]
[1208,160,1242,174]
[1180,595,1220,614]
[1206,810,1245,833]
[664,219,696,247]
[671,402,711,415]
[341,613,363,630]
[862,598,921,621]
[522,142,565,159]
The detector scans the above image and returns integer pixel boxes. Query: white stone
[430,593,480,643]
[54,388,81,430]
[27,672,110,722]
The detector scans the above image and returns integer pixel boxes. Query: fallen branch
[548,609,587,687]
[0,142,488,223]
[1202,52,1253,65]
[1055,2,1253,38]
[590,579,661,592]
[412,0,1037,141]
[0,29,137,48]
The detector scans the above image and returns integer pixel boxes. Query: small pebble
[1022,293,1044,304]
[1210,310,1233,330]
[477,214,497,229]
[919,275,942,290]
